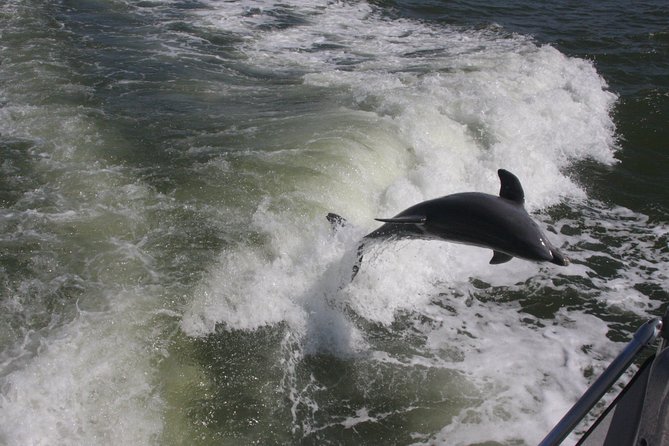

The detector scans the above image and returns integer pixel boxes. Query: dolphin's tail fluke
[326,212,347,230]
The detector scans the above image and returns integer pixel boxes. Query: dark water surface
[386,0,669,214]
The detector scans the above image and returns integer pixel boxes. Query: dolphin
[328,169,568,279]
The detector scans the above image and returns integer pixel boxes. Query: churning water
[1,0,668,444]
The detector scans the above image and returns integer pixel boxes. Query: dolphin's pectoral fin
[374,215,427,224]
[490,250,513,264]
[497,169,525,205]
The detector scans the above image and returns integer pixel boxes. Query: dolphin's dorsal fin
[375,215,427,224]
[498,169,525,205]
[490,250,513,264]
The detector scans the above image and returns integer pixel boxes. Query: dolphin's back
[429,193,554,261]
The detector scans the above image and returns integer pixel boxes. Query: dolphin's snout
[550,249,570,266]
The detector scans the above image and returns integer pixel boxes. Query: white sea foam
[0,305,164,445]
[410,304,619,445]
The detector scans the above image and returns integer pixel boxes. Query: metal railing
[538,317,664,446]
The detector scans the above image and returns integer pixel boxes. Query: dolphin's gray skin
[328,169,568,279]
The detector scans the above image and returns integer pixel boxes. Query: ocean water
[0,0,667,444]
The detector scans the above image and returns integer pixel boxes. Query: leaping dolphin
[328,169,569,279]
